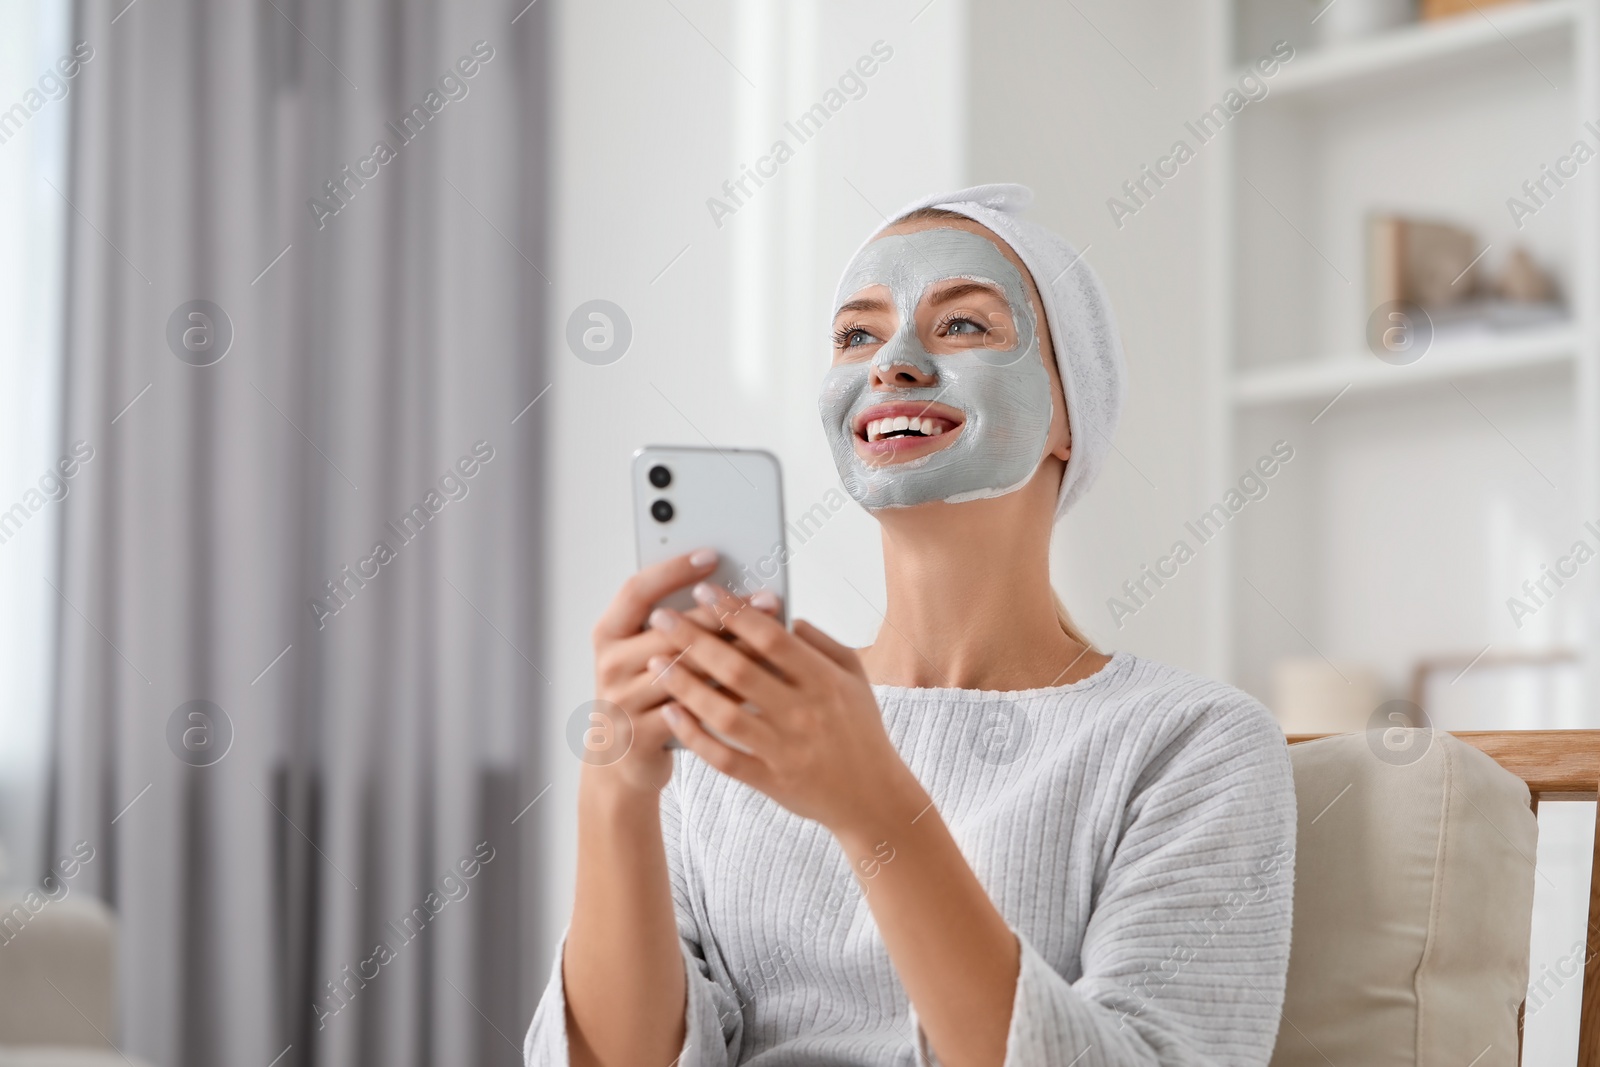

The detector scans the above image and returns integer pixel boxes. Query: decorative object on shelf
[1316,0,1417,45]
[1495,245,1557,303]
[1368,218,1566,339]
[1421,0,1529,20]
[1368,213,1480,309]
[1427,298,1566,334]
[1271,656,1385,733]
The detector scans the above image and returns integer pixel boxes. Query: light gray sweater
[525,651,1298,1066]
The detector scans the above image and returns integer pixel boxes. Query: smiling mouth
[852,402,965,463]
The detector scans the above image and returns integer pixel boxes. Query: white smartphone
[632,445,788,622]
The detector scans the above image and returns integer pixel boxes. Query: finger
[649,654,778,757]
[693,603,776,662]
[649,609,794,709]
[793,619,866,675]
[598,605,743,682]
[685,604,738,629]
[687,582,823,680]
[593,549,720,641]
[573,697,677,765]
[598,629,675,686]
[631,703,679,753]
[660,702,766,783]
[609,625,748,714]
[608,667,682,715]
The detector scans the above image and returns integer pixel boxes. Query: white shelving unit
[1268,0,1581,97]
[1232,323,1580,405]
[1204,5,1599,1056]
[1204,0,1600,708]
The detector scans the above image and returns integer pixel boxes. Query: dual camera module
[648,464,673,522]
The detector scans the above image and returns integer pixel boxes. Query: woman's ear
[1047,392,1072,462]
[1029,268,1072,464]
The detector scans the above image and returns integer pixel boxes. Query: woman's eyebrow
[924,280,1003,305]
[836,295,892,316]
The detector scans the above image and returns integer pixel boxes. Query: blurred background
[0,0,1595,1063]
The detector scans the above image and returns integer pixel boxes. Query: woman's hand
[646,582,1024,1067]
[588,552,778,797]
[644,582,924,838]
[571,552,789,1067]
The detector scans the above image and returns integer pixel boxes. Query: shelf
[1249,0,1577,100]
[1231,324,1581,406]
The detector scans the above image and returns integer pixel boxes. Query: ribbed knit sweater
[525,651,1298,1066]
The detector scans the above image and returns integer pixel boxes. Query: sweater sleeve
[522,773,743,1066]
[917,696,1297,1067]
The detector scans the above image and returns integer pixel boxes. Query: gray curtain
[46,1,549,1065]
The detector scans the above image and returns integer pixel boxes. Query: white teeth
[863,414,954,441]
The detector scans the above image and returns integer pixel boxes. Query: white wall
[965,0,1214,670]
[541,0,967,958]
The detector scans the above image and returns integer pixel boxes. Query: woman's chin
[854,425,963,467]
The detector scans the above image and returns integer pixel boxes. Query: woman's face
[818,218,1063,510]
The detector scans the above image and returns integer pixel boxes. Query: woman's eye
[946,317,984,336]
[839,328,875,348]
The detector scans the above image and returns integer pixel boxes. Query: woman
[525,184,1297,1067]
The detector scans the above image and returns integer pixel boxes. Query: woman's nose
[869,358,937,389]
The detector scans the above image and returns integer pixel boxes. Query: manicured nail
[647,654,670,673]
[689,548,718,568]
[661,703,682,727]
[691,583,721,608]
[648,608,676,631]
[750,589,781,613]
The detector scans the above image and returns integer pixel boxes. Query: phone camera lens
[648,465,672,489]
[650,499,674,523]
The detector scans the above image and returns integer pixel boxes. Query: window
[0,0,72,890]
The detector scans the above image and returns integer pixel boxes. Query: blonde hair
[894,205,972,225]
[1052,588,1097,652]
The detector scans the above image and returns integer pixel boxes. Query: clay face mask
[818,227,1054,509]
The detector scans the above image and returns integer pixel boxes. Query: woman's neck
[856,494,1109,691]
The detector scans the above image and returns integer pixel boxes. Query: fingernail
[661,703,682,726]
[751,589,781,613]
[647,654,670,673]
[648,608,677,631]
[691,583,721,608]
[689,548,718,568]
